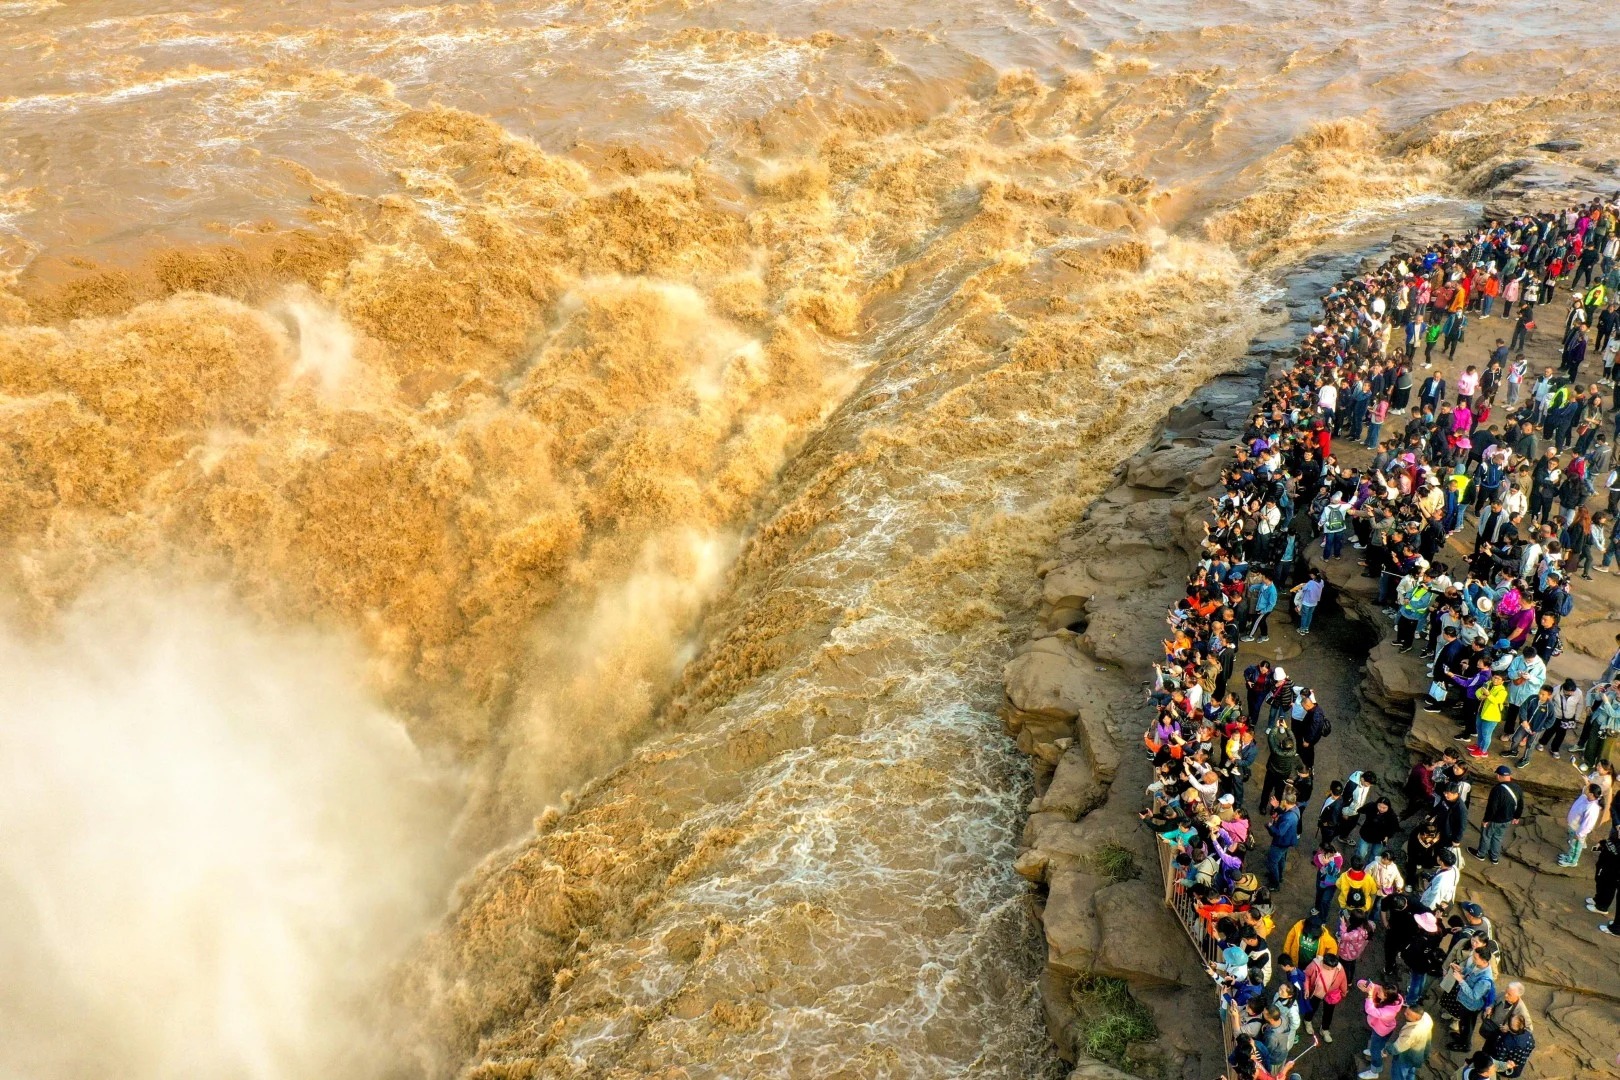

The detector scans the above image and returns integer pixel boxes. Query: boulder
[1075,697,1127,782]
[1015,848,1050,882]
[1563,614,1620,662]
[1043,747,1107,819]
[1536,139,1584,153]
[1045,871,1106,978]
[1005,637,1093,721]
[1093,879,1205,987]
[1044,560,1101,610]
[1364,640,1430,715]
[1067,1057,1144,1080]
[1124,445,1211,492]
[1405,706,1582,801]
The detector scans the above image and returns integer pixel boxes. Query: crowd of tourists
[1134,200,1620,1080]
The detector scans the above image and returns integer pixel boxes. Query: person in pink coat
[1355,977,1406,1077]
[1304,950,1349,1042]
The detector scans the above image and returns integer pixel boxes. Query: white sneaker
[1359,1070,1382,1079]
[1305,1021,1316,1036]
[1361,1049,1373,1059]
[1322,1029,1334,1044]
[1588,898,1602,913]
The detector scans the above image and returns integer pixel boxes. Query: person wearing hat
[1472,766,1523,865]
[1402,910,1446,1003]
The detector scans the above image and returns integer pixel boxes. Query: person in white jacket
[1559,784,1606,866]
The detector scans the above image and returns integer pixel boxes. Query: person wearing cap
[1457,901,1495,948]
[1472,766,1523,865]
[1266,668,1298,732]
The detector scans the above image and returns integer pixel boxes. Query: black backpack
[1346,884,1367,909]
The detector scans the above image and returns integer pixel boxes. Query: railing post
[1154,835,1240,1070]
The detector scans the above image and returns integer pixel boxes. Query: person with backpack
[1320,493,1351,560]
[1402,910,1447,1003]
[1259,725,1300,813]
[1311,841,1344,916]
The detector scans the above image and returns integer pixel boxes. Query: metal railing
[1154,836,1241,1067]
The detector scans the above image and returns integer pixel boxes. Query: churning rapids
[3,2,1620,1078]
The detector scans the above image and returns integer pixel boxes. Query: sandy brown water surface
[3,2,1620,1078]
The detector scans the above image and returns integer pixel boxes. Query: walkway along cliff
[1003,195,1620,1080]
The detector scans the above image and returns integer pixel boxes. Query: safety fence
[1154,837,1241,1068]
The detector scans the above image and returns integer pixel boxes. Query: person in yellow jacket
[1471,672,1510,758]
[1281,916,1337,968]
[1586,282,1608,322]
[1335,862,1378,918]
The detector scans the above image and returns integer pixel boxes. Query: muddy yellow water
[1,2,1617,1078]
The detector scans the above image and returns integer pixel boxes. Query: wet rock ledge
[1003,361,1274,1080]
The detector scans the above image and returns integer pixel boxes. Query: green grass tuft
[1069,975,1158,1069]
[1087,841,1140,883]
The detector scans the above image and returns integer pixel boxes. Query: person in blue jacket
[1267,795,1302,889]
[1244,571,1279,643]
